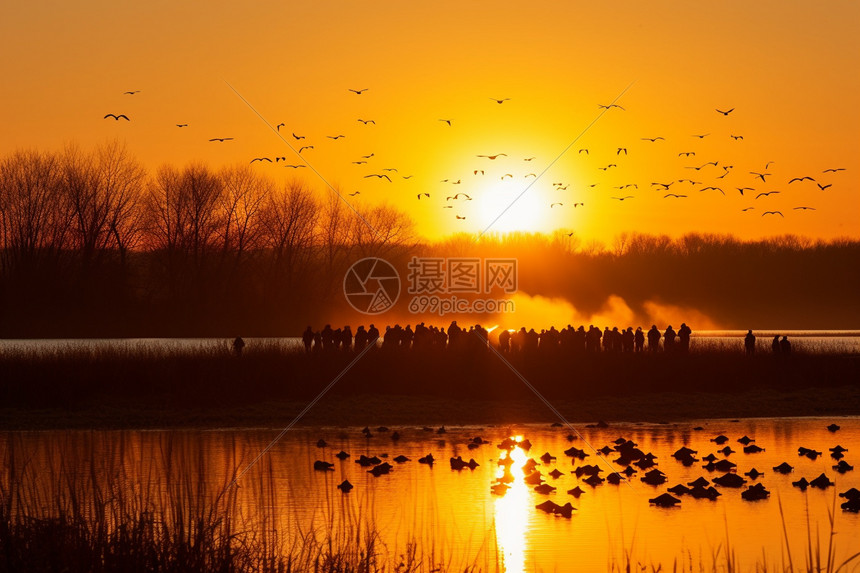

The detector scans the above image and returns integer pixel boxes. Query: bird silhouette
[442,205,452,209]
[617,148,627,155]
[382,168,398,172]
[750,172,770,182]
[348,88,368,94]
[598,164,617,171]
[362,153,374,159]
[550,202,563,208]
[556,185,569,190]
[737,187,755,196]
[477,154,507,160]
[292,133,305,140]
[104,114,129,121]
[641,137,665,142]
[439,119,452,125]
[817,183,832,190]
[456,215,466,219]
[501,174,513,180]
[525,173,536,178]
[793,206,816,211]
[283,165,305,169]
[822,168,845,173]
[490,97,511,104]
[357,119,375,125]
[612,196,634,201]
[598,104,625,110]
[209,137,233,142]
[755,191,780,199]
[730,134,744,140]
[448,193,472,200]
[250,157,272,163]
[364,174,392,182]
[762,211,784,217]
[652,182,674,190]
[692,133,710,138]
[473,170,484,175]
[700,186,725,195]
[679,152,696,157]
[348,191,360,196]
[299,146,313,153]
[352,161,367,164]
[678,179,701,185]
[664,194,687,199]
[123,91,140,95]
[578,149,589,154]
[176,124,188,127]
[572,202,584,207]
[764,161,775,169]
[417,193,430,200]
[524,157,536,161]
[741,207,755,211]
[274,157,286,162]
[402,175,413,179]
[789,176,815,184]
[276,123,285,131]
[716,108,735,115]
[327,135,345,139]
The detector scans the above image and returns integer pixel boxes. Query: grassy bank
[1,343,858,429]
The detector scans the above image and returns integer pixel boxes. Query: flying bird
[692,133,710,138]
[750,172,770,182]
[176,124,188,128]
[737,187,755,196]
[572,202,584,207]
[348,191,360,196]
[822,168,845,173]
[730,134,744,140]
[793,206,816,211]
[617,148,627,155]
[716,108,735,115]
[652,182,674,190]
[209,137,233,142]
[788,176,815,184]
[524,157,536,161]
[611,196,634,201]
[364,174,392,181]
[357,119,375,125]
[525,173,536,178]
[679,152,696,157]
[382,168,398,172]
[292,133,305,140]
[700,186,725,195]
[283,164,305,169]
[762,211,784,217]
[755,191,780,199]
[348,88,368,94]
[501,174,513,180]
[361,153,374,159]
[550,203,563,208]
[442,205,452,209]
[276,123,285,131]
[327,135,345,140]
[817,183,832,190]
[299,146,314,153]
[439,119,452,126]
[250,157,272,163]
[448,193,472,200]
[473,170,484,175]
[104,114,129,121]
[490,97,511,104]
[741,207,755,212]
[402,175,413,179]
[352,161,367,164]
[641,137,665,142]
[598,104,625,110]
[598,164,617,171]
[456,215,466,219]
[578,149,589,154]
[477,154,507,160]
[664,194,687,199]
[123,91,140,95]
[417,193,430,200]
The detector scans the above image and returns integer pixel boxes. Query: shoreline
[2,384,858,431]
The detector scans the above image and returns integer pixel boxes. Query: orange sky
[2,1,858,243]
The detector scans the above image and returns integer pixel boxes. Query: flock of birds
[101,89,847,226]
[311,422,858,515]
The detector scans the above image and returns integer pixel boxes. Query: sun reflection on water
[493,436,530,573]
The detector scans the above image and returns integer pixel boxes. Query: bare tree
[218,165,271,265]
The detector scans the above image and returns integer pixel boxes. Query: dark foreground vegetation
[1,143,859,337]
[1,342,858,429]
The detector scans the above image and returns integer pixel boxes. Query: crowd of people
[290,322,714,355]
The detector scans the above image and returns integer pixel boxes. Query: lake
[2,417,858,571]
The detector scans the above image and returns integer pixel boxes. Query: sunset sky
[2,1,858,243]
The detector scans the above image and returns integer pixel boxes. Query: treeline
[1,143,858,336]
[0,143,415,336]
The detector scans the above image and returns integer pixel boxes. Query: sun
[474,179,551,234]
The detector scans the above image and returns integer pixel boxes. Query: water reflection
[493,437,529,573]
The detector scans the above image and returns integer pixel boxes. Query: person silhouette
[499,328,511,352]
[634,327,645,352]
[647,325,661,352]
[302,326,314,353]
[772,335,780,354]
[779,335,791,354]
[663,325,677,352]
[744,330,756,355]
[678,323,691,353]
[367,324,379,348]
[232,336,245,356]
